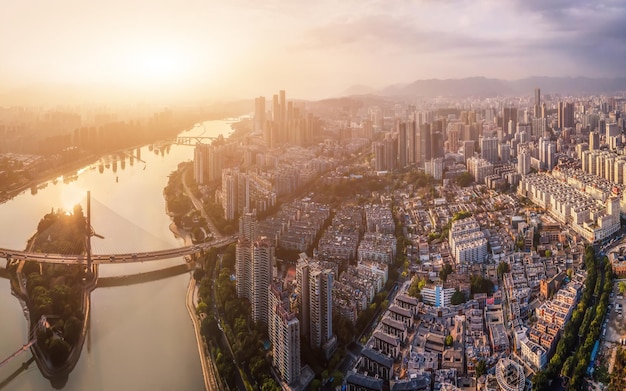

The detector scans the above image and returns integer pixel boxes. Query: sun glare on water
[60,183,85,213]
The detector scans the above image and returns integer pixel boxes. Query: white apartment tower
[268,283,301,385]
[309,266,333,349]
[221,168,238,221]
[235,237,275,325]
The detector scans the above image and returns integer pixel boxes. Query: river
[0,120,233,391]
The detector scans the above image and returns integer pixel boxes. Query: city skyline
[2,0,626,104]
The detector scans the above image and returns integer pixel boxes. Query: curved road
[181,165,224,240]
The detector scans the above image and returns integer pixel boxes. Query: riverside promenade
[171,221,221,391]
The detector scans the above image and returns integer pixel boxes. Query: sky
[1,0,626,103]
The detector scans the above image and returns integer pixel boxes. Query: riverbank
[96,263,191,288]
[0,152,99,205]
[169,215,221,391]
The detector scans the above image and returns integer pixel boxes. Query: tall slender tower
[235,237,274,325]
[268,282,301,385]
[309,266,333,349]
[254,96,266,133]
[534,88,541,118]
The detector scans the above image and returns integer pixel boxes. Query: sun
[126,47,191,85]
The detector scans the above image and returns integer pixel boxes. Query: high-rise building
[447,128,459,153]
[425,157,444,180]
[420,123,431,163]
[235,237,275,325]
[534,88,541,118]
[239,208,258,241]
[589,132,600,150]
[295,257,310,338]
[397,121,407,168]
[502,107,518,136]
[606,122,619,139]
[557,101,574,129]
[463,140,475,163]
[431,131,444,159]
[518,149,531,175]
[480,136,499,163]
[309,266,333,350]
[539,137,556,170]
[498,144,511,163]
[193,143,209,185]
[531,118,547,139]
[407,120,418,164]
[280,90,286,124]
[221,168,238,221]
[254,96,266,133]
[268,282,301,385]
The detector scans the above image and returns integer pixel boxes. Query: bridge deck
[0,340,35,368]
[0,237,236,264]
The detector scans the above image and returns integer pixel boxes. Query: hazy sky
[2,0,625,102]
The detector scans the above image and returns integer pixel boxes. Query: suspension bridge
[0,190,235,373]
[0,317,48,369]
[0,191,236,265]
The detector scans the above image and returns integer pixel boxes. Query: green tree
[450,289,466,305]
[63,316,81,345]
[193,268,206,281]
[476,359,486,378]
[439,263,453,283]
[470,275,494,296]
[196,301,208,315]
[619,282,626,295]
[456,172,474,187]
[445,335,454,346]
[497,261,510,278]
[48,338,71,366]
[309,379,321,391]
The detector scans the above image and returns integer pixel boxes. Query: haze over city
[2,0,626,104]
[4,1,626,391]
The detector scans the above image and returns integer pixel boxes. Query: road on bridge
[0,236,237,265]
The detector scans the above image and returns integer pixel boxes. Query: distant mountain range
[339,76,626,98]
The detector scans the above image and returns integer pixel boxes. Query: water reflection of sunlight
[60,184,85,212]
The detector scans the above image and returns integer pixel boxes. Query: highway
[0,236,237,265]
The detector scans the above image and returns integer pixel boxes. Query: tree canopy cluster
[532,247,613,390]
[24,206,87,366]
[196,244,281,390]
[469,275,494,296]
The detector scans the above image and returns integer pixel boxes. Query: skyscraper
[557,101,574,129]
[193,143,209,185]
[235,237,275,325]
[447,128,459,153]
[221,168,238,221]
[239,208,258,242]
[295,257,310,338]
[518,149,531,175]
[309,266,333,350]
[463,140,475,163]
[480,136,498,163]
[420,123,431,163]
[268,282,301,385]
[589,131,600,150]
[502,107,518,136]
[533,88,541,118]
[397,121,407,168]
[254,96,266,133]
[539,137,556,170]
[431,131,444,159]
